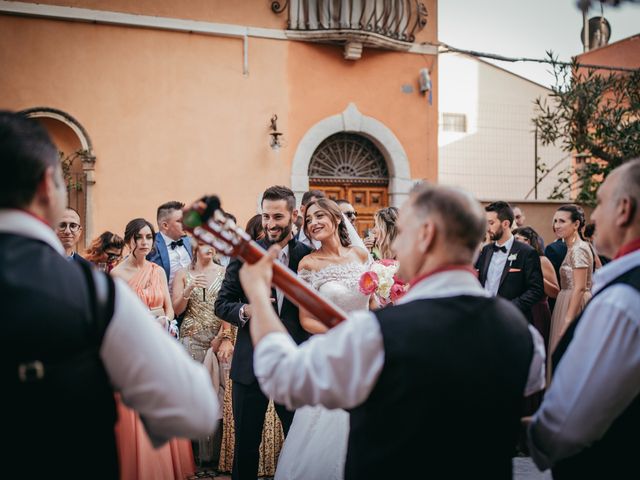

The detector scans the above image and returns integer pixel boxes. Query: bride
[275,198,374,480]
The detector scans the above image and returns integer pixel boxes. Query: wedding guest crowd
[5,109,637,480]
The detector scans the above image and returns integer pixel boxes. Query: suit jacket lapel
[480,246,494,286]
[499,241,520,288]
[156,233,171,280]
[183,236,193,259]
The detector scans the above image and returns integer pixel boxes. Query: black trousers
[231,380,295,480]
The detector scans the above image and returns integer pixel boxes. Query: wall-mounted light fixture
[269,114,283,150]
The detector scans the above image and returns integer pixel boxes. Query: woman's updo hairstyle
[557,204,586,239]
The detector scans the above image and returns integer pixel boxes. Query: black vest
[551,266,640,480]
[2,233,118,478]
[345,296,533,479]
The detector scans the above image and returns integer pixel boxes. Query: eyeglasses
[106,253,122,262]
[56,222,81,233]
[344,211,358,219]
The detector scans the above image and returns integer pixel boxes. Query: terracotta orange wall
[17,0,285,28]
[577,35,640,71]
[286,42,438,181]
[0,0,438,241]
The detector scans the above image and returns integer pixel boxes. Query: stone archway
[291,103,413,208]
[19,107,96,247]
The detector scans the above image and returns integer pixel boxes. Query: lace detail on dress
[299,262,370,314]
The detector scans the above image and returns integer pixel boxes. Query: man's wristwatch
[239,304,250,326]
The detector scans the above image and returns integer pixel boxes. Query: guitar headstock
[182,195,251,257]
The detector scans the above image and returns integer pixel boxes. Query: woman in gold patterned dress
[173,241,232,467]
[217,214,285,477]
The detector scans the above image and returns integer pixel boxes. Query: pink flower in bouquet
[390,282,407,303]
[358,271,379,295]
[379,258,396,267]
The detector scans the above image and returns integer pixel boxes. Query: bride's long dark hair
[303,198,351,247]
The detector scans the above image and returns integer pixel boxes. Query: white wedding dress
[275,261,370,480]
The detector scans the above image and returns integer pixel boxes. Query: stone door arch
[291,103,413,209]
[19,107,96,247]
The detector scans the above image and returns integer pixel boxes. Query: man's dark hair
[262,185,296,212]
[157,201,184,224]
[0,111,58,208]
[584,222,596,239]
[301,189,325,207]
[335,198,350,206]
[485,201,514,225]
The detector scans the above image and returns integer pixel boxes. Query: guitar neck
[236,241,347,328]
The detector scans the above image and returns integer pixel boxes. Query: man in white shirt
[528,158,640,479]
[1,111,218,477]
[238,183,545,479]
[476,201,544,323]
[148,200,193,294]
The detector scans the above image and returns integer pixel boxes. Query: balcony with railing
[271,0,429,59]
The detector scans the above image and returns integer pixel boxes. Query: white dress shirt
[485,235,515,296]
[254,269,545,411]
[528,248,640,470]
[276,245,289,314]
[297,228,321,250]
[160,231,191,293]
[0,209,219,447]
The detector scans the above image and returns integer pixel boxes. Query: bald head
[592,158,640,258]
[410,183,486,258]
[614,158,640,218]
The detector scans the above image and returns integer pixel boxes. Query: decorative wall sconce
[269,114,283,150]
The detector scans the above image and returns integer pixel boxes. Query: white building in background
[438,52,569,200]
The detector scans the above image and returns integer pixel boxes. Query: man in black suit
[214,185,312,480]
[476,201,544,322]
[55,206,91,267]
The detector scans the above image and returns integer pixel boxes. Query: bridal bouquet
[358,259,408,305]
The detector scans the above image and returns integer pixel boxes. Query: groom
[476,201,544,323]
[214,185,312,480]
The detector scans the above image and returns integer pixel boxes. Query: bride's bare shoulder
[349,246,369,263]
[298,253,321,272]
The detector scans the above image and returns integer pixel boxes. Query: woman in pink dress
[111,217,195,479]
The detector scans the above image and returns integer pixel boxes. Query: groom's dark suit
[476,239,544,322]
[214,236,311,480]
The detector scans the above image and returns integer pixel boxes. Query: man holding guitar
[236,183,546,480]
[214,185,312,480]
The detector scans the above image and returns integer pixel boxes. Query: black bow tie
[169,238,184,250]
[492,244,507,253]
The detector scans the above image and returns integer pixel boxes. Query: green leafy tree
[533,54,640,205]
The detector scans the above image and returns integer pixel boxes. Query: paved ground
[193,457,550,479]
[514,457,552,480]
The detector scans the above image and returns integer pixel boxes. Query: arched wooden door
[308,133,389,238]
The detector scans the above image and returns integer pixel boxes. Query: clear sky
[438,0,640,87]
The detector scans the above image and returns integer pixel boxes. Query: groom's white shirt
[254,269,546,410]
